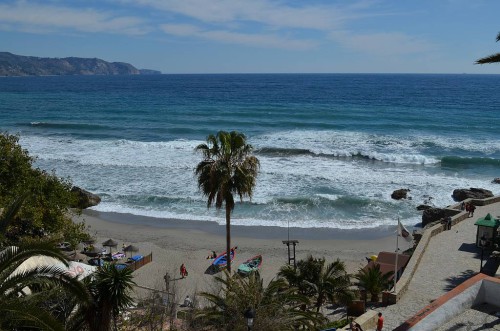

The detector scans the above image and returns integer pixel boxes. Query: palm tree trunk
[226,205,231,273]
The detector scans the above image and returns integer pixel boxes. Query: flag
[398,220,413,242]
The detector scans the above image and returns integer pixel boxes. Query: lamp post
[244,307,255,331]
[480,236,486,272]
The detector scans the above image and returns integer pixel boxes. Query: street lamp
[244,307,255,331]
[480,236,486,272]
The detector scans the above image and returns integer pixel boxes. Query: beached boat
[212,248,236,269]
[237,255,262,276]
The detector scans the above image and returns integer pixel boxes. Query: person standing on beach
[376,312,384,331]
[180,263,188,278]
[446,216,452,230]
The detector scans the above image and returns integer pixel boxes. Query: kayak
[237,255,262,275]
[212,248,236,268]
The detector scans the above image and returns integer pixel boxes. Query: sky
[1,0,500,74]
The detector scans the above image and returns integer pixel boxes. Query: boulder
[452,188,493,202]
[391,189,410,200]
[71,186,101,209]
[493,178,500,184]
[422,207,448,227]
[416,205,433,211]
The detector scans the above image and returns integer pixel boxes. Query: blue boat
[212,248,236,268]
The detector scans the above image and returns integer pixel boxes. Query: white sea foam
[18,131,499,229]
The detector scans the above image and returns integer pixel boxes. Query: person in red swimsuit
[377,312,384,331]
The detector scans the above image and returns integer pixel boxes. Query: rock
[391,189,410,200]
[452,188,493,202]
[493,178,500,184]
[416,205,433,211]
[422,207,448,227]
[71,186,101,209]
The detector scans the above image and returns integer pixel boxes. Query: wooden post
[282,240,299,269]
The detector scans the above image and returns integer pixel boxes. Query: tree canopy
[0,132,86,244]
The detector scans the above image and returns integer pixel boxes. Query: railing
[127,252,153,271]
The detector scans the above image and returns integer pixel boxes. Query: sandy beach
[73,210,403,304]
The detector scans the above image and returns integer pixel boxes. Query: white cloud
[125,0,349,30]
[0,1,149,35]
[160,23,316,50]
[329,30,435,56]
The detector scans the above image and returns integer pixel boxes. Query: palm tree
[354,264,393,302]
[195,131,260,272]
[196,271,323,331]
[279,256,354,313]
[0,240,90,330]
[77,263,136,331]
[476,32,500,64]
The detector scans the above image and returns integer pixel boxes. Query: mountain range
[0,52,161,76]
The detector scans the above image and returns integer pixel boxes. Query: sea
[0,74,499,230]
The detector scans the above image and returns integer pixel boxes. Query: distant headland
[0,52,161,77]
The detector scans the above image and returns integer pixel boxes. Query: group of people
[460,201,476,217]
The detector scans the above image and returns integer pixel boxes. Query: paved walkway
[379,202,500,331]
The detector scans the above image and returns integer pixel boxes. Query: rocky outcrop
[422,207,448,227]
[391,189,410,200]
[71,187,101,209]
[416,205,432,211]
[452,188,493,202]
[0,52,161,76]
[493,178,500,184]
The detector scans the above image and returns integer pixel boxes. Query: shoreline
[84,209,397,241]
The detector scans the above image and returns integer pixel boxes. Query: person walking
[469,204,476,217]
[376,312,384,331]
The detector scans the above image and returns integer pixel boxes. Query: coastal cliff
[0,52,161,76]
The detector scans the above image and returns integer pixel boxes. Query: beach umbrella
[84,246,105,257]
[124,244,139,257]
[102,239,118,253]
[67,251,88,262]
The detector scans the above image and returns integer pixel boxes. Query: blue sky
[1,0,500,74]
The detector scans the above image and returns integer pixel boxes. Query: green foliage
[476,32,500,64]
[354,264,393,302]
[81,263,136,331]
[0,239,90,330]
[279,256,354,313]
[196,270,323,331]
[195,131,259,272]
[0,132,82,243]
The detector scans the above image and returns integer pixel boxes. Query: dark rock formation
[422,207,448,227]
[0,52,161,76]
[493,178,500,184]
[71,186,101,209]
[416,205,433,211]
[452,188,493,202]
[391,189,410,200]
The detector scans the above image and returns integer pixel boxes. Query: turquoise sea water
[0,74,499,229]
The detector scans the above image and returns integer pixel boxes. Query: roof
[474,213,500,228]
[363,252,411,280]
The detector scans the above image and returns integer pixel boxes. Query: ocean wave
[441,156,500,168]
[25,121,113,131]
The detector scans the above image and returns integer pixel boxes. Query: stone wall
[347,195,499,330]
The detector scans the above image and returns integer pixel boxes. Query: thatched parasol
[67,251,88,262]
[123,245,139,257]
[102,239,118,253]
